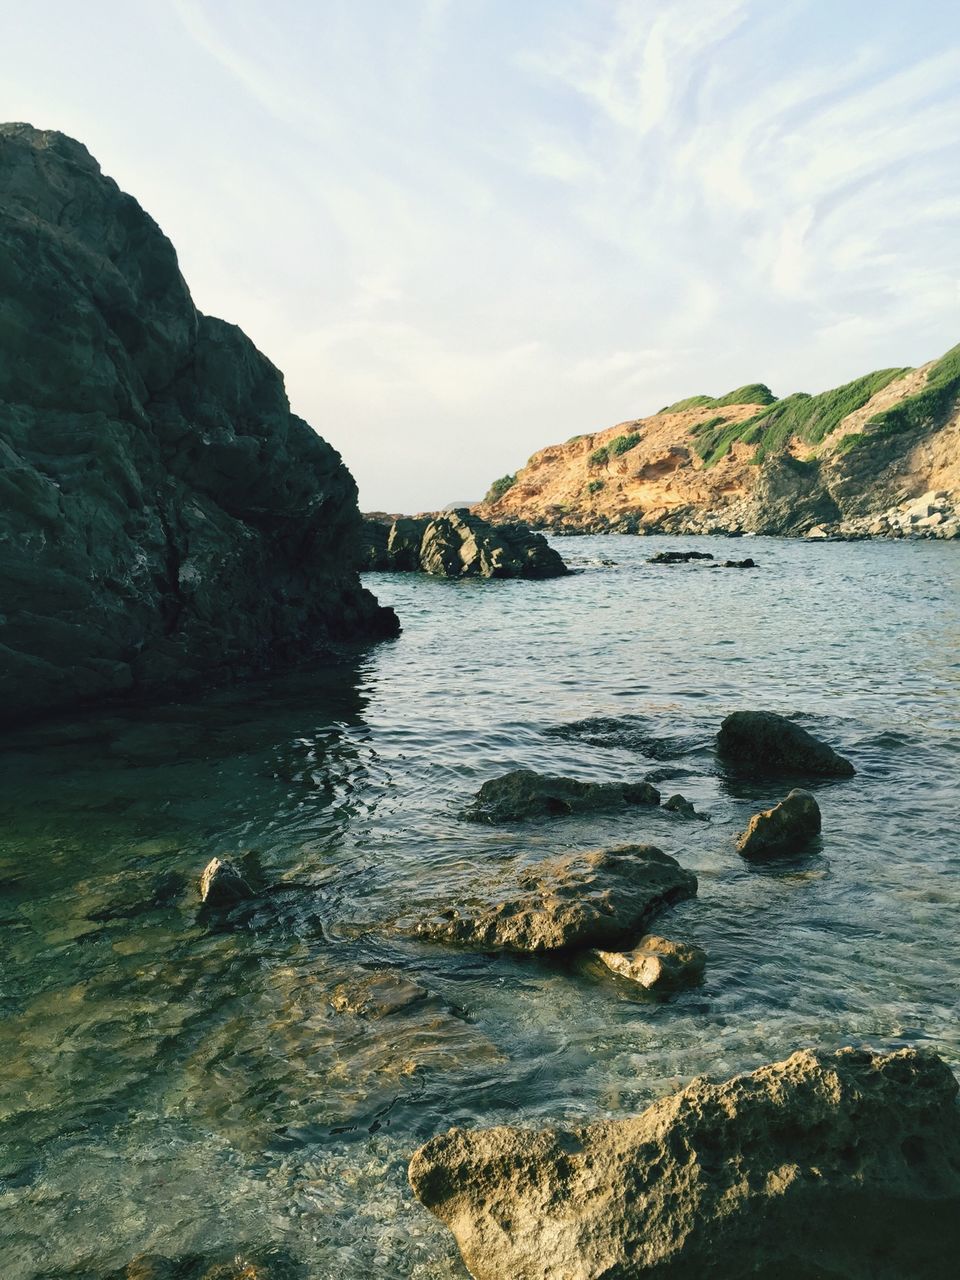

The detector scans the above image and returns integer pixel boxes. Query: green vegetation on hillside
[589,446,610,467]
[609,433,641,456]
[587,478,605,494]
[485,473,516,503]
[660,383,776,414]
[846,343,960,448]
[690,367,911,467]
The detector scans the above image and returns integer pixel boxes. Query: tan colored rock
[465,768,660,822]
[409,1046,960,1280]
[415,845,696,954]
[737,788,821,859]
[595,934,706,989]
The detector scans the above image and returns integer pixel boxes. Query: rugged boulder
[409,1046,960,1280]
[464,769,660,822]
[198,857,253,908]
[737,788,822,859]
[0,123,397,725]
[414,844,696,954]
[717,711,855,777]
[594,933,706,990]
[360,509,567,578]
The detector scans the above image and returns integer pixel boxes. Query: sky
[3,0,960,511]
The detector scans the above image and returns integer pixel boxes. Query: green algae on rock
[0,123,397,726]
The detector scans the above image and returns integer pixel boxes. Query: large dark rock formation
[360,509,568,578]
[717,711,855,777]
[410,1046,960,1279]
[0,123,397,724]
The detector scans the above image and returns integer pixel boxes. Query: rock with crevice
[737,788,822,859]
[717,710,855,777]
[409,1045,960,1280]
[0,123,397,726]
[594,933,706,990]
[464,768,660,822]
[414,844,696,954]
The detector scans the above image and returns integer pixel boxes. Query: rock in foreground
[198,857,254,908]
[361,509,567,578]
[0,124,396,726]
[409,1046,960,1280]
[464,769,660,822]
[415,845,695,954]
[595,934,706,990]
[738,788,822,859]
[718,710,855,777]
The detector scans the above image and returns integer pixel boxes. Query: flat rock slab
[464,769,660,823]
[595,934,706,989]
[409,1046,960,1279]
[738,788,822,858]
[330,971,430,1018]
[717,710,855,777]
[414,844,696,954]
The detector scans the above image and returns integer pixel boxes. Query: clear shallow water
[1,534,958,1278]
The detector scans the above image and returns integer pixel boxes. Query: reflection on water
[1,535,958,1277]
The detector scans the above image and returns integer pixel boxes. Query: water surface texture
[1,535,958,1278]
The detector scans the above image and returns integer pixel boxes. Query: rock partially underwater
[410,1046,960,1280]
[718,711,855,777]
[415,844,696,954]
[594,934,706,990]
[0,123,397,725]
[738,788,822,859]
[464,768,660,822]
[360,509,568,578]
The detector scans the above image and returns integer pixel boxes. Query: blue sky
[4,1,959,510]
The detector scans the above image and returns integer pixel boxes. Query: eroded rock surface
[0,123,397,725]
[464,769,660,822]
[360,509,567,578]
[594,933,706,990]
[415,845,696,954]
[718,710,855,777]
[330,971,430,1018]
[409,1046,960,1280]
[738,788,822,859]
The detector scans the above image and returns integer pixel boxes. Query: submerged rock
[409,1046,960,1280]
[717,710,855,777]
[330,971,430,1018]
[594,934,706,990]
[738,788,822,859]
[199,857,254,908]
[361,509,568,578]
[0,124,397,726]
[464,768,660,822]
[415,845,696,954]
[51,1246,304,1280]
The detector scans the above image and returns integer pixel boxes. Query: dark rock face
[738,788,822,858]
[409,1046,960,1280]
[464,768,660,822]
[648,550,714,564]
[718,711,855,777]
[0,123,397,725]
[414,844,696,954]
[360,509,567,578]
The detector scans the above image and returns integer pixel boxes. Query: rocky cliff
[360,509,567,577]
[0,123,397,725]
[476,345,960,538]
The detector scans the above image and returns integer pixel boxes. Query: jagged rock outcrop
[476,346,960,538]
[409,1046,960,1279]
[360,509,567,578]
[198,857,254,908]
[0,123,397,725]
[414,844,696,954]
[718,711,855,778]
[737,788,822,859]
[463,768,660,822]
